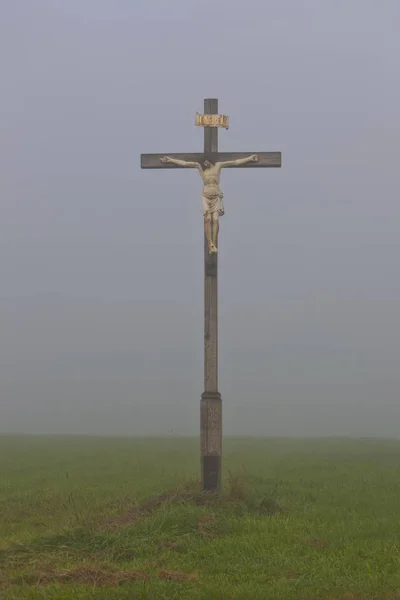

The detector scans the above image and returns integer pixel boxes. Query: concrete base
[200,391,222,491]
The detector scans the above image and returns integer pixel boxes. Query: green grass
[1,436,400,599]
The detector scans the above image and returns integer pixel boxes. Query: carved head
[202,160,213,170]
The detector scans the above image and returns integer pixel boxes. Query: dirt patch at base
[4,565,198,589]
[41,566,149,586]
[159,570,197,582]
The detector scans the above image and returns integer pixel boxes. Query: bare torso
[199,164,222,195]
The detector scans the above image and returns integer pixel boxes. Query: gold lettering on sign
[195,113,229,129]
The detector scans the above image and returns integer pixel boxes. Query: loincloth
[202,190,225,216]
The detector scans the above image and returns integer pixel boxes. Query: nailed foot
[208,244,218,254]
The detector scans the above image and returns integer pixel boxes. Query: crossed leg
[212,212,219,253]
[204,212,218,254]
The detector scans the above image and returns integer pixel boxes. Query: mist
[0,0,398,437]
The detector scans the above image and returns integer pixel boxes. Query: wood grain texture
[141,152,282,169]
[204,251,218,392]
[204,98,218,154]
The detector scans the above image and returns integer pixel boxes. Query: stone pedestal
[200,391,222,491]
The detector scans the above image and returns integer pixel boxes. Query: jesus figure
[160,154,259,254]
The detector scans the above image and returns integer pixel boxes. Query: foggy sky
[0,0,399,436]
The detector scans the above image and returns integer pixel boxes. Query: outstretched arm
[216,154,259,168]
[160,156,201,169]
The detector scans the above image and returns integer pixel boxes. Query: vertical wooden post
[200,98,222,491]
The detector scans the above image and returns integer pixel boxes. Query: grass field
[1,436,400,599]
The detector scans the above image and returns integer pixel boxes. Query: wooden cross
[141,98,282,491]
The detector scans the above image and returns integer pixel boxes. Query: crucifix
[141,98,281,491]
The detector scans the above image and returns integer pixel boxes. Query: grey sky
[0,0,398,436]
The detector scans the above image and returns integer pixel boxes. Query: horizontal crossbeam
[141,152,281,169]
